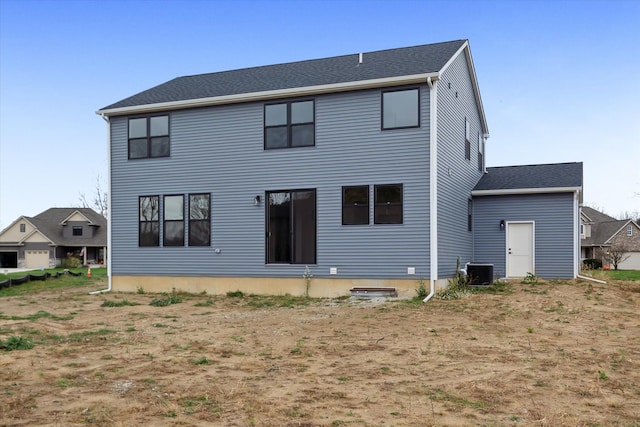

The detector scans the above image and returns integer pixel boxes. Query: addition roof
[472,162,583,194]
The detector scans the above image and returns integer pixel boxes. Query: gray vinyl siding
[109,86,431,279]
[473,193,576,278]
[436,51,484,277]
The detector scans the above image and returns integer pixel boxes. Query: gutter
[90,114,112,295]
[424,76,438,303]
[471,186,582,197]
[96,73,440,117]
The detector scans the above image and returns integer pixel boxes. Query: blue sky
[0,0,638,228]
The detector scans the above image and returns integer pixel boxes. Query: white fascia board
[97,73,440,117]
[60,210,93,225]
[439,40,489,138]
[471,187,582,197]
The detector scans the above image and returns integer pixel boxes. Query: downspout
[573,191,579,278]
[577,274,606,284]
[90,113,112,294]
[424,76,438,302]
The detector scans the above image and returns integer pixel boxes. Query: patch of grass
[194,299,215,307]
[101,299,140,307]
[429,388,489,409]
[0,336,34,351]
[0,311,74,321]
[602,270,640,281]
[474,280,514,295]
[226,290,244,298]
[598,370,609,381]
[55,379,72,387]
[150,289,182,307]
[191,356,211,365]
[0,268,107,296]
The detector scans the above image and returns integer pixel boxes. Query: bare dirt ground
[1,278,639,427]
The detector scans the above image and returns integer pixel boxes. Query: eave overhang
[96,72,440,117]
[471,186,582,197]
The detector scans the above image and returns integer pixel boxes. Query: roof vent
[358,52,363,65]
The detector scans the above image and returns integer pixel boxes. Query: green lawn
[0,267,107,296]
[602,269,640,281]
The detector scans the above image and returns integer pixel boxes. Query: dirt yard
[1,277,639,426]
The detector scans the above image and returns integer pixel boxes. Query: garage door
[619,252,640,270]
[25,250,50,269]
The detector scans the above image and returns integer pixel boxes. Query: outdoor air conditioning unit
[466,264,494,286]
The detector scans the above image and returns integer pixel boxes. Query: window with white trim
[627,225,633,236]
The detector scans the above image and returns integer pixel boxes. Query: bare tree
[79,175,108,218]
[606,244,631,270]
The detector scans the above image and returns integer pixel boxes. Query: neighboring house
[96,39,582,297]
[581,206,640,270]
[0,208,107,269]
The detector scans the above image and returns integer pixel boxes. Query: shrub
[61,256,81,269]
[583,258,602,270]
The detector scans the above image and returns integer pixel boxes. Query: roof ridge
[174,39,468,80]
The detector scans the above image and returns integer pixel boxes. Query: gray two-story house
[97,39,582,297]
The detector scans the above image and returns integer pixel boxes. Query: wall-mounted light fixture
[500,220,505,231]
[254,195,261,206]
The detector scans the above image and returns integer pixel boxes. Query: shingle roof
[28,208,107,247]
[100,40,467,110]
[473,162,583,192]
[581,206,616,223]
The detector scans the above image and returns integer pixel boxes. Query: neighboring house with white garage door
[0,208,107,269]
[581,206,640,270]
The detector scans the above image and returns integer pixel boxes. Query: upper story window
[129,115,170,159]
[139,196,160,246]
[628,225,633,236]
[477,132,484,172]
[264,100,315,149]
[580,224,585,237]
[342,186,369,225]
[189,194,211,246]
[382,88,419,129]
[374,184,403,224]
[20,223,25,232]
[164,195,184,247]
[464,118,471,160]
[72,226,83,236]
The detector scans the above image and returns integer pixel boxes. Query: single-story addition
[96,39,583,298]
[0,208,107,269]
[472,162,583,279]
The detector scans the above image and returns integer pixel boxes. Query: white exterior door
[507,222,534,277]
